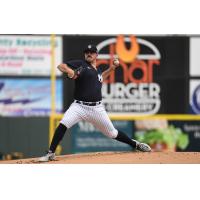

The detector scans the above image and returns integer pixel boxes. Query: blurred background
[0,34,200,160]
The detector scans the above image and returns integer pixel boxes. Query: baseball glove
[67,66,84,79]
[74,66,84,77]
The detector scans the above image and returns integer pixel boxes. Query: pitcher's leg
[60,103,83,129]
[49,123,67,153]
[88,106,137,148]
[89,106,151,151]
[115,130,136,148]
[49,103,83,152]
[39,103,83,162]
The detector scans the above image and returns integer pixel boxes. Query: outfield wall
[1,35,200,159]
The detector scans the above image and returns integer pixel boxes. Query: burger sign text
[96,35,161,115]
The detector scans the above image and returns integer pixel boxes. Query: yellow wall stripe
[50,113,200,121]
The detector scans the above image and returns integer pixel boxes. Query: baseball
[113,59,120,66]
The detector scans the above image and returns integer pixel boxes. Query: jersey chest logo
[98,74,103,83]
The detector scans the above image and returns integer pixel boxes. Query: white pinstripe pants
[60,102,118,138]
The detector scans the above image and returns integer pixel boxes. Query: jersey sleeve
[66,60,83,70]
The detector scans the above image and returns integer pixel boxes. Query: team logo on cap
[88,45,92,49]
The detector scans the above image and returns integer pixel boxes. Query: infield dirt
[0,152,200,164]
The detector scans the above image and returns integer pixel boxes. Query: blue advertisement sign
[0,78,63,116]
[190,80,200,114]
[70,121,133,153]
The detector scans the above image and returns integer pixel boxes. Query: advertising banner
[190,37,200,76]
[0,35,62,76]
[189,79,200,114]
[97,35,161,115]
[133,119,200,152]
[172,121,200,151]
[70,121,133,153]
[63,35,189,114]
[0,78,63,116]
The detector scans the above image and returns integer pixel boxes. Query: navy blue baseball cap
[84,44,98,53]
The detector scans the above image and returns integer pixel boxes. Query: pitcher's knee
[60,119,71,129]
[106,129,118,139]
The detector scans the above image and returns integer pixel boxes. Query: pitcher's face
[84,51,98,63]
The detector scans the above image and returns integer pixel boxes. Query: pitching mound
[0,152,200,164]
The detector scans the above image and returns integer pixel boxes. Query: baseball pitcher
[39,44,151,162]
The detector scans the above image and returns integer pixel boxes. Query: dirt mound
[0,152,200,164]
